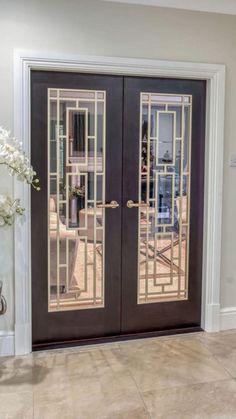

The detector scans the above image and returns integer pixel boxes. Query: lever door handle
[96,200,119,209]
[127,200,149,209]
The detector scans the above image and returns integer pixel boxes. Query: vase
[0,280,7,315]
[70,196,78,226]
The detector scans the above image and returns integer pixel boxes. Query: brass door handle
[96,200,119,209]
[127,200,149,209]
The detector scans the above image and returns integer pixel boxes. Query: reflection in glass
[155,174,174,226]
[60,101,76,135]
[48,89,106,311]
[66,173,87,229]
[168,105,182,138]
[138,93,192,304]
[156,112,175,165]
[78,102,95,136]
[67,109,87,166]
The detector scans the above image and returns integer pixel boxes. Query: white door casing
[13,50,225,355]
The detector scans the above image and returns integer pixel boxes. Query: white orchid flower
[0,127,40,227]
[0,195,24,226]
[0,127,40,190]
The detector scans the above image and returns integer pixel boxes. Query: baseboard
[220,307,236,331]
[0,331,15,357]
[203,303,220,332]
[14,322,31,355]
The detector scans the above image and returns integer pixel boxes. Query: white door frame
[13,49,225,355]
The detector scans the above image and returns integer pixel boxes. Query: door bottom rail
[32,326,203,351]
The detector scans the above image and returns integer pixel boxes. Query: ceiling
[103,0,236,15]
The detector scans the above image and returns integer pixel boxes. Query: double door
[31,71,205,348]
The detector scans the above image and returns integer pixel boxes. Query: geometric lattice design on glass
[138,93,192,304]
[48,89,105,311]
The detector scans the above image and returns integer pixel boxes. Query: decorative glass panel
[138,92,192,304]
[48,89,106,311]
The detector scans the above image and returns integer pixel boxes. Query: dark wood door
[121,77,206,334]
[31,72,205,349]
[31,71,123,348]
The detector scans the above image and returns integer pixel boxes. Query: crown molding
[103,0,236,16]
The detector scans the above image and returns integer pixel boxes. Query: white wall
[0,0,236,332]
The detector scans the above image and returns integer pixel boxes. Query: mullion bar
[177,104,184,298]
[145,94,151,302]
[185,103,192,299]
[101,95,106,302]
[137,93,143,303]
[48,92,51,310]
[56,90,60,309]
[93,92,98,305]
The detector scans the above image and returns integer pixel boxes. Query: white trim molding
[220,307,236,331]
[13,50,225,355]
[103,0,236,16]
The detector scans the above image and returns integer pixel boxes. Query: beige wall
[0,0,236,331]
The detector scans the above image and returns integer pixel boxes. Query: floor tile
[32,346,123,372]
[33,346,149,418]
[34,401,74,419]
[119,335,230,392]
[0,359,51,394]
[198,330,236,357]
[67,389,148,419]
[34,400,149,419]
[111,407,150,419]
[0,390,33,419]
[33,371,148,419]
[141,378,236,418]
[199,330,236,378]
[0,354,33,371]
[1,331,236,418]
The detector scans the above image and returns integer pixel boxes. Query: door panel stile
[121,77,205,334]
[31,71,123,345]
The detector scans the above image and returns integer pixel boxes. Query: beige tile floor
[1,331,236,418]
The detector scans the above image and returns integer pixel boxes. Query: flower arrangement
[67,185,85,198]
[0,127,40,226]
[0,127,40,189]
[0,127,40,315]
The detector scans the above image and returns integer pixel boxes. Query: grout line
[196,336,235,380]
[139,377,236,399]
[122,358,153,419]
[137,389,153,419]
